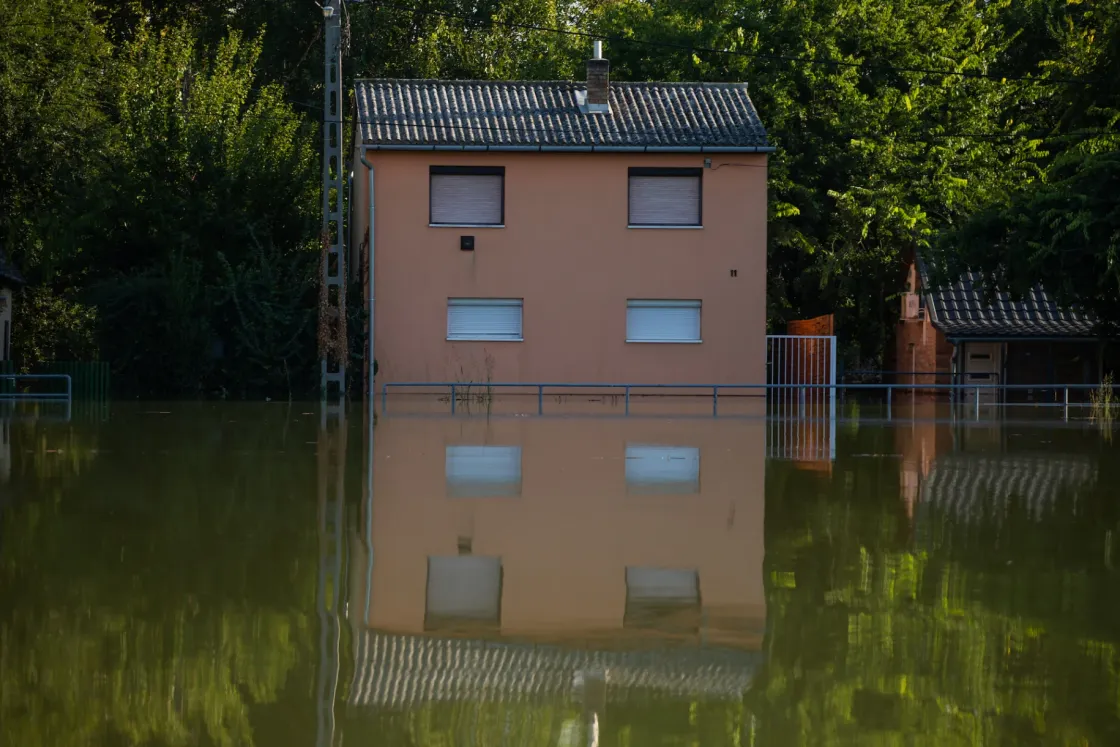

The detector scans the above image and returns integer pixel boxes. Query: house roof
[0,250,24,287]
[349,630,761,708]
[918,453,1096,525]
[918,262,1095,339]
[353,80,770,151]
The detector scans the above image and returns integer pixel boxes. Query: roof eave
[944,333,1099,343]
[361,142,775,153]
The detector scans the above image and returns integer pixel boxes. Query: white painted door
[964,343,1002,401]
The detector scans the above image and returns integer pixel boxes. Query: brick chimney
[585,40,610,112]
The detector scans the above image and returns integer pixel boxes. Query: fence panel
[766,335,837,462]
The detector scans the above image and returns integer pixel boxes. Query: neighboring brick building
[897,255,1102,401]
[896,261,953,390]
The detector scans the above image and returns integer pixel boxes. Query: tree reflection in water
[0,407,319,747]
[754,424,1120,746]
[2,410,1118,746]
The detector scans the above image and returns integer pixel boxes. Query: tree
[0,0,110,275]
[587,0,1047,367]
[936,2,1120,332]
[0,0,111,369]
[62,24,321,397]
[943,148,1120,332]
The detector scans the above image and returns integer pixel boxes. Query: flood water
[1,397,1118,746]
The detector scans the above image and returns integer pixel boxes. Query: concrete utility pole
[319,0,346,403]
[316,6,347,747]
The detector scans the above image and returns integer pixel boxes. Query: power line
[372,0,1101,87]
[1,4,1104,87]
[9,81,1114,148]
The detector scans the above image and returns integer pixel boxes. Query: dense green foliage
[938,2,1120,331]
[1,0,1117,394]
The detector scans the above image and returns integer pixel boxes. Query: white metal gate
[766,334,837,461]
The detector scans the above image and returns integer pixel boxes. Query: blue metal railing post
[369,380,1104,420]
[0,373,74,403]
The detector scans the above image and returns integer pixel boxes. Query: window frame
[429,165,506,227]
[445,445,523,497]
[627,167,703,228]
[624,444,701,495]
[446,298,524,342]
[625,299,702,344]
[424,555,503,631]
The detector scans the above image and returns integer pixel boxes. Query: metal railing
[381,381,1108,418]
[0,374,73,401]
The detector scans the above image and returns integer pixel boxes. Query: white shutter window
[426,555,502,627]
[447,298,523,341]
[446,446,522,497]
[625,567,700,605]
[628,170,702,226]
[625,445,700,494]
[430,169,504,226]
[626,300,701,343]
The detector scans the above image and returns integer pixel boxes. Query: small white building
[0,250,24,364]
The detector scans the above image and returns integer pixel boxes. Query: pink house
[350,46,772,392]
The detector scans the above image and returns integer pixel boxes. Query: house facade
[350,48,771,392]
[897,257,1104,401]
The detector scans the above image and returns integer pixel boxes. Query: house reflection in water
[895,401,1100,531]
[345,414,767,733]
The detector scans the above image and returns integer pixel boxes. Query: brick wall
[786,314,834,337]
[784,314,834,386]
[895,316,952,389]
[894,400,950,529]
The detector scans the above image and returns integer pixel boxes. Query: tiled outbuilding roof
[919,263,1095,338]
[349,630,761,708]
[0,250,24,287]
[354,80,769,150]
[919,453,1096,524]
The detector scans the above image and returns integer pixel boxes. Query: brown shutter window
[430,167,505,226]
[628,168,702,227]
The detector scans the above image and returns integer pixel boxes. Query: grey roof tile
[918,453,1096,524]
[918,263,1094,338]
[354,80,769,149]
[349,630,761,708]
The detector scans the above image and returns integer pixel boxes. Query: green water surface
[1,402,1117,746]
